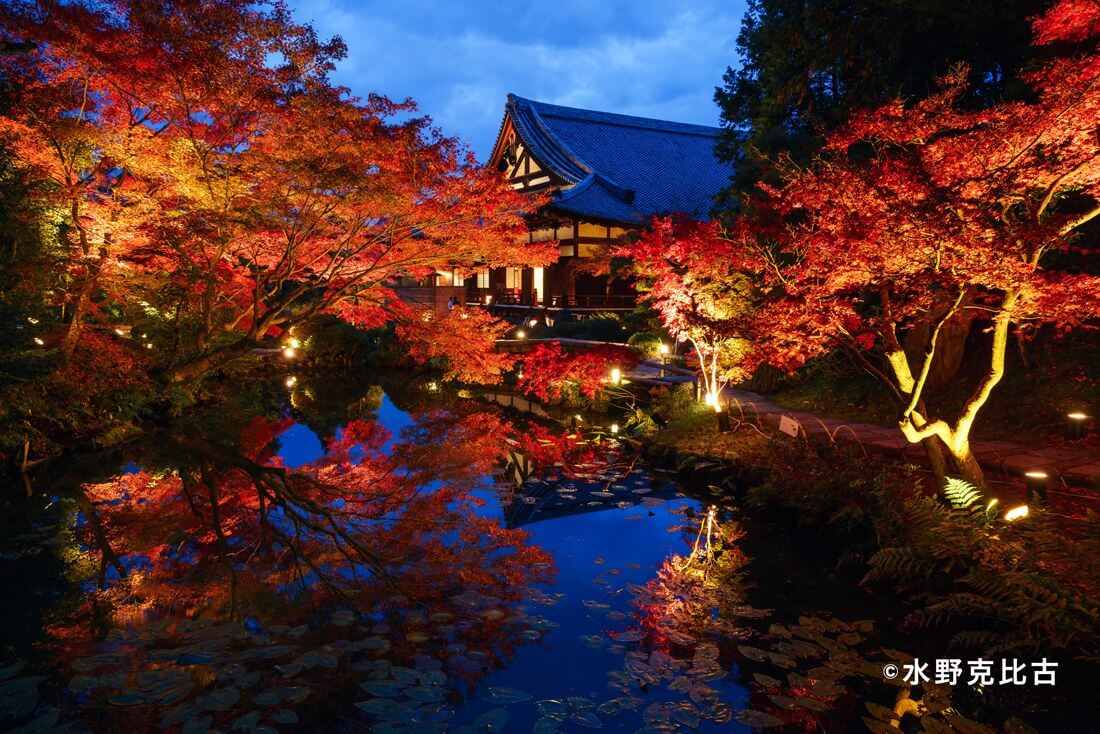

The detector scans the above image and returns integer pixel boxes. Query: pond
[0,372,1076,733]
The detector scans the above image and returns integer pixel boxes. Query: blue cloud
[289,0,745,159]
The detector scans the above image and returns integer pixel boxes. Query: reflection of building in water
[477,390,552,418]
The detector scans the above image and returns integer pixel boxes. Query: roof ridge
[514,95,721,137]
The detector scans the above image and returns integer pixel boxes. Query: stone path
[627,361,1100,490]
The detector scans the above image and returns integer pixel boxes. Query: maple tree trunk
[946,444,988,493]
[169,338,259,383]
[904,291,978,390]
[919,434,951,492]
[61,253,105,360]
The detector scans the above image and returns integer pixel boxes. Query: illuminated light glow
[516,371,524,380]
[610,423,619,434]
[145,343,154,349]
[285,375,298,388]
[484,294,493,304]
[1067,412,1089,421]
[609,367,622,385]
[114,327,126,336]
[427,381,440,392]
[282,346,297,359]
[528,319,538,327]
[141,333,148,339]
[1004,504,1030,522]
[574,414,583,422]
[287,337,301,349]
[33,337,45,346]
[1025,470,1049,479]
[658,343,670,355]
[516,330,526,339]
[27,317,38,325]
[986,498,999,512]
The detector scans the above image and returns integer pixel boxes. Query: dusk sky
[289,0,747,160]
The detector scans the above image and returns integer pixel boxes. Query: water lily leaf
[810,680,846,698]
[71,654,122,672]
[405,686,443,703]
[536,699,569,718]
[862,717,898,734]
[474,706,508,730]
[752,673,781,688]
[768,695,800,711]
[767,652,796,669]
[360,636,390,652]
[355,698,405,718]
[391,666,421,685]
[793,696,829,712]
[735,709,782,728]
[181,716,212,734]
[331,610,356,626]
[572,710,602,728]
[68,674,100,694]
[232,711,262,730]
[737,645,769,663]
[160,703,198,729]
[270,709,298,724]
[533,716,562,733]
[919,719,955,734]
[360,681,405,698]
[158,680,196,706]
[865,702,897,723]
[200,687,240,712]
[0,662,26,681]
[670,705,700,728]
[485,686,531,704]
[943,714,998,734]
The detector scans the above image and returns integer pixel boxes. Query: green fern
[943,477,983,510]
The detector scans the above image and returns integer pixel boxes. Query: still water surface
[0,373,1072,733]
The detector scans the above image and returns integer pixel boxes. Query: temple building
[468,93,735,312]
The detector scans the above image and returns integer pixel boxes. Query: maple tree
[0,0,553,381]
[616,217,757,408]
[396,306,516,384]
[734,0,1100,489]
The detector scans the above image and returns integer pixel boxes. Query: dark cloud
[290,0,745,158]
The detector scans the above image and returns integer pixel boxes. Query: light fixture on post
[1066,412,1090,440]
[1024,470,1049,505]
[1004,504,1030,522]
[658,343,669,376]
[484,294,493,305]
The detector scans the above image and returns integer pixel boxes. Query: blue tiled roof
[502,94,734,224]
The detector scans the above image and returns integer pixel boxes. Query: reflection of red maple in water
[53,408,556,731]
[517,343,640,402]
